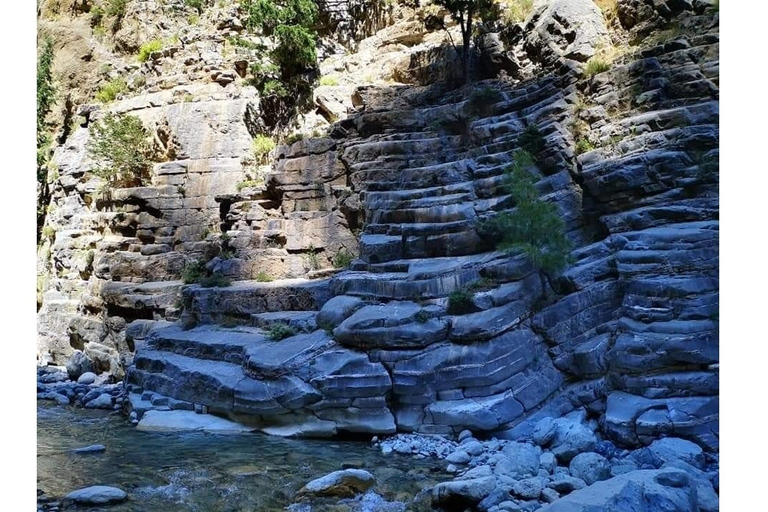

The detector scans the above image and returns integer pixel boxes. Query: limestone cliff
[36,0,719,452]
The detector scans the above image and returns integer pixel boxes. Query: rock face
[38,0,718,456]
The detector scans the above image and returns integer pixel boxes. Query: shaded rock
[497,442,541,478]
[446,450,471,464]
[513,477,543,500]
[316,295,364,330]
[646,437,706,469]
[538,468,698,511]
[569,452,611,485]
[84,393,113,409]
[296,469,375,499]
[432,476,496,511]
[548,475,587,494]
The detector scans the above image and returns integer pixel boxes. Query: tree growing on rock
[87,113,154,189]
[431,0,497,85]
[477,150,572,295]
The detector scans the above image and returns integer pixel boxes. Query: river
[37,403,448,511]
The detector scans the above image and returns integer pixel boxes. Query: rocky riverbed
[37,373,719,511]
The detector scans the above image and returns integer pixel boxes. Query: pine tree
[478,150,572,294]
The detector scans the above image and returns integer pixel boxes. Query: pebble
[72,444,106,454]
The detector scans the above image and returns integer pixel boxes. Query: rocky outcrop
[39,0,718,467]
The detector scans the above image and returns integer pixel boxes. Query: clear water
[37,403,447,511]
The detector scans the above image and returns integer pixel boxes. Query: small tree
[87,113,154,189]
[478,150,571,294]
[432,0,496,85]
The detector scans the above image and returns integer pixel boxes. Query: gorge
[36,1,719,510]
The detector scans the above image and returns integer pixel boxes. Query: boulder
[513,477,544,500]
[296,469,375,499]
[496,442,541,478]
[66,350,94,380]
[569,452,611,485]
[645,437,706,469]
[64,486,127,506]
[72,444,106,454]
[136,410,254,433]
[316,295,364,330]
[84,393,113,409]
[538,468,698,511]
[547,418,598,463]
[432,476,496,510]
[77,372,97,385]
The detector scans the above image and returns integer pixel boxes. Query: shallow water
[37,403,447,511]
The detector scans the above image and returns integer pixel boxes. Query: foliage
[585,58,611,77]
[430,0,495,84]
[285,132,304,144]
[502,0,533,24]
[243,0,318,93]
[252,134,276,163]
[199,273,232,288]
[184,0,205,12]
[414,310,432,323]
[255,271,274,282]
[237,179,263,191]
[447,289,475,315]
[306,245,320,270]
[319,75,339,86]
[575,138,595,155]
[87,113,153,188]
[42,225,56,240]
[37,36,55,194]
[138,40,163,62]
[267,323,298,341]
[332,249,354,269]
[95,77,127,103]
[477,150,571,290]
[181,261,206,284]
[517,125,545,158]
[105,0,128,18]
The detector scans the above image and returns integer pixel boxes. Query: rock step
[359,229,484,263]
[184,278,332,323]
[365,219,477,238]
[330,269,483,300]
[364,190,476,212]
[251,311,318,332]
[145,324,267,364]
[368,201,477,225]
[130,349,246,413]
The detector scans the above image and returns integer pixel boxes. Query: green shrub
[137,40,163,62]
[106,0,128,17]
[87,113,153,188]
[42,225,56,240]
[503,0,534,24]
[237,179,263,191]
[414,310,431,323]
[468,277,497,291]
[332,249,354,269]
[181,261,206,284]
[585,58,611,77]
[255,271,274,282]
[575,138,595,155]
[285,133,304,145]
[447,289,475,315]
[90,6,105,27]
[306,245,320,270]
[319,75,339,86]
[95,77,127,103]
[37,37,55,194]
[267,323,298,341]
[252,135,276,164]
[477,150,571,294]
[184,0,204,12]
[517,125,546,158]
[199,273,232,288]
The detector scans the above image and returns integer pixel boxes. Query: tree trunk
[462,11,473,85]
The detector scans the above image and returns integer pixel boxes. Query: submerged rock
[136,410,255,433]
[63,485,127,506]
[296,469,375,499]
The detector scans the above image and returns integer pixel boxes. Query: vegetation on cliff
[87,113,154,189]
[478,149,571,293]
